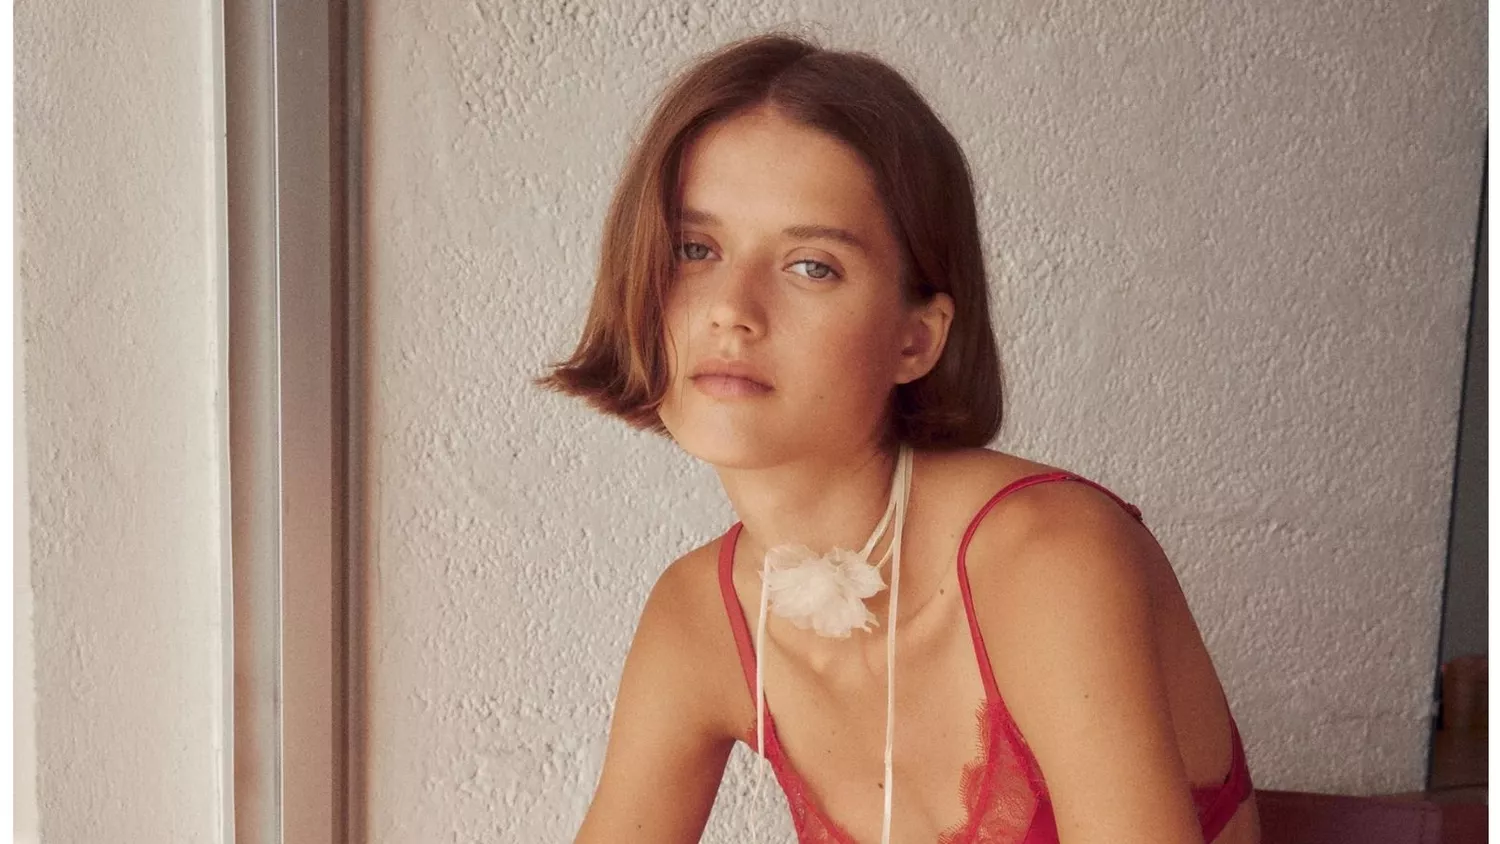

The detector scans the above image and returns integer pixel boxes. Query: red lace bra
[717,471,1254,843]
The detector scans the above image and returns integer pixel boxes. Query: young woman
[539,31,1259,844]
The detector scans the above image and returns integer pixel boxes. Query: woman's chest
[746,594,1009,842]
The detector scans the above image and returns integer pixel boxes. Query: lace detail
[745,719,857,844]
[745,695,1048,844]
[746,695,1252,843]
[937,697,1044,843]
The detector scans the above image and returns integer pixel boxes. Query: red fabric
[717,472,1254,843]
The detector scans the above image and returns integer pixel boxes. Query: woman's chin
[671,434,779,470]
[659,397,870,470]
[660,419,790,470]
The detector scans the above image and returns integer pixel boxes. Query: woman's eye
[674,240,837,281]
[789,259,839,281]
[675,241,712,261]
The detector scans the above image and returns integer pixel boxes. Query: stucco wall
[16,256,37,844]
[16,0,230,840]
[362,1,1485,840]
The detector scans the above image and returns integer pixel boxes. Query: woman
[539,30,1259,844]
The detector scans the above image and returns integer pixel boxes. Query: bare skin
[720,448,1261,843]
[578,449,1260,843]
[575,105,1259,843]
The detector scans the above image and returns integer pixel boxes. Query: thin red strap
[1198,716,1255,837]
[955,472,1144,703]
[716,523,762,705]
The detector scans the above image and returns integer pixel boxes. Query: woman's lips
[691,373,773,398]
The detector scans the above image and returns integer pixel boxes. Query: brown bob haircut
[537,30,1004,448]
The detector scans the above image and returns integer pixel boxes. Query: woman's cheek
[819,329,891,401]
[661,300,694,378]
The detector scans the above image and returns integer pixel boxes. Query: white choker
[759,445,908,638]
[752,443,913,844]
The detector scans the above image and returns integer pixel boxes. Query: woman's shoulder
[919,445,1075,494]
[644,538,734,635]
[633,538,747,740]
[938,462,1213,839]
[930,447,1157,592]
[931,444,1134,515]
[920,446,1121,536]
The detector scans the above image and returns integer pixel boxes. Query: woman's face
[657,106,940,470]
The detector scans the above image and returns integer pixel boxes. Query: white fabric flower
[762,544,888,638]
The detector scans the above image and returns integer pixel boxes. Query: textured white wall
[16,0,230,841]
[362,1,1484,840]
[16,259,37,844]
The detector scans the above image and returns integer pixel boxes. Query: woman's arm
[970,482,1205,844]
[575,554,737,844]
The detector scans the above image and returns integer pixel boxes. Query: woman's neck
[717,442,904,561]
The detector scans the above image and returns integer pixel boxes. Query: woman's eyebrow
[680,207,868,254]
[782,223,868,254]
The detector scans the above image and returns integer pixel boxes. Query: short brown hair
[536,30,1005,447]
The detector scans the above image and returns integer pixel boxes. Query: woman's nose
[706,261,766,336]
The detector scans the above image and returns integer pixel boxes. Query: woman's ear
[895,292,955,385]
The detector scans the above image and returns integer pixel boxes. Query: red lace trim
[746,695,1250,843]
[744,695,1046,844]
